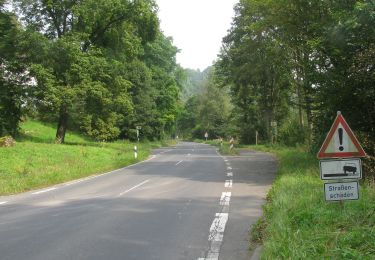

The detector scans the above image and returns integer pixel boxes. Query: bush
[278,116,307,146]
[0,135,16,147]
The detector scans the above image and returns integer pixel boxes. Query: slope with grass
[0,120,174,195]
[246,146,375,259]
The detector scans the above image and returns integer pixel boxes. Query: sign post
[317,111,366,202]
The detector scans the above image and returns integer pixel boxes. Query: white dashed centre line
[118,179,150,196]
[32,187,57,195]
[199,213,229,260]
[219,192,231,206]
[227,172,233,177]
[224,180,233,188]
[175,160,183,166]
[227,166,232,170]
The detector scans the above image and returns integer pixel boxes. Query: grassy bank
[0,120,174,195]
[245,145,375,259]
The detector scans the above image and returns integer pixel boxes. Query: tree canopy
[1,0,182,142]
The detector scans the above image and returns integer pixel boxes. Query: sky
[156,0,239,71]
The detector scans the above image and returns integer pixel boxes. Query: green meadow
[0,120,174,195]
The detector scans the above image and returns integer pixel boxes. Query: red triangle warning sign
[317,113,366,159]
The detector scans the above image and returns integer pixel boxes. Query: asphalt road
[0,142,276,260]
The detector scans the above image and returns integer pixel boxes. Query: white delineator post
[134,145,138,159]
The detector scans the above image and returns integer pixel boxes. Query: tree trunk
[55,106,68,144]
[297,83,304,127]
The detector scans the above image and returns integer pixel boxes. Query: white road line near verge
[118,179,150,196]
[32,188,57,195]
[0,201,8,205]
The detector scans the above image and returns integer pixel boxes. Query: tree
[14,0,159,142]
[177,67,232,139]
[216,0,291,143]
[0,1,27,136]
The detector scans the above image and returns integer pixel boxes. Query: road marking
[175,160,183,166]
[198,213,229,260]
[63,155,157,188]
[32,187,57,195]
[119,179,150,196]
[227,172,233,177]
[209,213,228,241]
[158,149,172,154]
[227,166,232,170]
[188,153,191,156]
[0,201,8,205]
[225,180,233,188]
[224,159,228,162]
[219,192,231,206]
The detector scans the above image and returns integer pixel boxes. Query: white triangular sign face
[317,113,366,159]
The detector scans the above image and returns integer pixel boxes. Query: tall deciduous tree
[14,0,159,142]
[0,1,27,136]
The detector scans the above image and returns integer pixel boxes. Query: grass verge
[245,145,375,259]
[0,120,175,195]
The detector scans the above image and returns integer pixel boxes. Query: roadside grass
[0,120,175,195]
[244,145,375,259]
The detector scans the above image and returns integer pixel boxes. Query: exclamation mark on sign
[338,128,344,151]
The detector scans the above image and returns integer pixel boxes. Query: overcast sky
[156,0,238,71]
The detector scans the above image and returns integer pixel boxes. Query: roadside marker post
[317,111,366,203]
[136,126,141,142]
[134,145,138,159]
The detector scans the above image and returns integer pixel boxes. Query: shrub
[0,135,16,147]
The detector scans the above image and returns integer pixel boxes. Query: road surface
[0,142,276,260]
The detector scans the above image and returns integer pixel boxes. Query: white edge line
[119,179,150,196]
[159,149,172,154]
[0,201,8,205]
[26,152,158,196]
[32,187,57,195]
[62,155,157,187]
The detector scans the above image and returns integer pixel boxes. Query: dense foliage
[214,0,374,174]
[177,67,233,140]
[0,0,181,142]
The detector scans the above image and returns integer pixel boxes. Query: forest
[1,0,374,176]
[178,0,374,177]
[1,0,183,142]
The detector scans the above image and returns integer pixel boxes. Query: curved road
[0,142,276,260]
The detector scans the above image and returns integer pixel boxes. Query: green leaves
[8,0,179,142]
